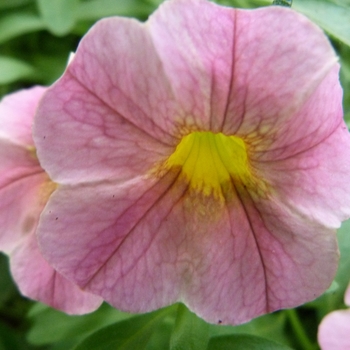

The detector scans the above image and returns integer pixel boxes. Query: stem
[286,309,316,350]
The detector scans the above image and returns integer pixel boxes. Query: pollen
[165,131,257,199]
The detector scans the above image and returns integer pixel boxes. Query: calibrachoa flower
[33,0,350,324]
[0,87,102,314]
[318,284,350,350]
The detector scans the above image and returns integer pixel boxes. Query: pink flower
[33,0,350,324]
[318,285,350,350]
[0,87,102,314]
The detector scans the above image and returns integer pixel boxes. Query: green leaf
[27,302,132,345]
[273,0,292,6]
[169,304,210,350]
[74,305,177,350]
[0,254,16,307]
[30,53,70,85]
[209,311,290,346]
[293,0,350,47]
[334,219,350,296]
[0,316,39,350]
[145,316,174,350]
[208,334,293,350]
[0,13,45,44]
[36,0,79,36]
[77,0,154,20]
[338,45,350,126]
[0,56,35,84]
[0,0,33,9]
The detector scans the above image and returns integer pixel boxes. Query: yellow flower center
[165,131,257,199]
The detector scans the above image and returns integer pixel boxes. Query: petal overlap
[0,87,102,314]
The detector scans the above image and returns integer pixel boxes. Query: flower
[318,284,350,350]
[33,0,350,324]
[0,87,102,314]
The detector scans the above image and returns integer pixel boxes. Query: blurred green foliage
[0,0,350,349]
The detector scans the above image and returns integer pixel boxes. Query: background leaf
[0,13,44,45]
[0,56,35,84]
[27,302,132,346]
[208,334,293,350]
[36,0,79,36]
[293,0,350,46]
[339,45,350,125]
[209,311,290,347]
[0,0,33,10]
[74,305,176,350]
[77,0,155,21]
[169,304,210,350]
[0,255,16,307]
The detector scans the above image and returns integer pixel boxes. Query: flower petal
[248,64,342,161]
[34,1,340,182]
[66,16,180,141]
[148,0,338,143]
[37,173,337,324]
[148,0,235,131]
[0,86,102,314]
[222,6,338,144]
[37,173,183,306]
[0,87,48,252]
[257,124,350,228]
[11,233,102,314]
[240,191,338,313]
[34,68,175,184]
[0,86,46,146]
[0,172,46,253]
[318,309,350,350]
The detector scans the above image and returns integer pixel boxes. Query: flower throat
[165,131,253,199]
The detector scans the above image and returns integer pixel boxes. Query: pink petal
[34,2,340,183]
[0,87,102,314]
[148,1,338,145]
[10,232,102,314]
[257,124,350,229]
[223,7,338,146]
[318,309,350,350]
[34,74,175,184]
[0,171,47,253]
[246,65,342,162]
[0,86,46,146]
[0,140,39,186]
[0,87,47,252]
[148,0,236,132]
[0,169,102,314]
[37,173,337,324]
